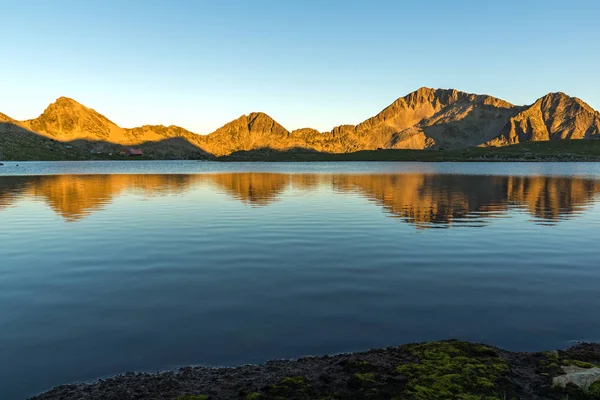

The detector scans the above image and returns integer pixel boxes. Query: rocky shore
[31,340,600,400]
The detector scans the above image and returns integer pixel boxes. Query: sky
[1,0,599,134]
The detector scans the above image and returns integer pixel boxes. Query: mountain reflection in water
[1,173,599,227]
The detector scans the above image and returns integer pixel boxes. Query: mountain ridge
[487,92,600,146]
[1,88,599,158]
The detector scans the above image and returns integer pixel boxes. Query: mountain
[198,88,527,156]
[22,97,123,141]
[203,112,292,154]
[0,112,17,124]
[486,92,600,146]
[1,88,599,160]
[349,87,521,150]
[21,97,203,145]
[1,97,210,159]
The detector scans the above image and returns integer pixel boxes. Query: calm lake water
[1,161,600,399]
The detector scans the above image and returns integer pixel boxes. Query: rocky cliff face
[486,93,600,146]
[23,97,122,141]
[204,112,292,154]
[351,88,521,150]
[2,88,599,158]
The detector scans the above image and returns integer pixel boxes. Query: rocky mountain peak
[247,112,289,136]
[486,92,600,146]
[402,88,468,107]
[37,96,111,121]
[0,112,16,123]
[24,97,118,139]
[52,96,81,106]
[38,97,90,117]
[536,92,596,114]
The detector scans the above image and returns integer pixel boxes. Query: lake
[1,161,600,399]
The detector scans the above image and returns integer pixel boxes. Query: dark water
[1,161,600,399]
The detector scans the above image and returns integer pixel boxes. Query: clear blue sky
[1,0,599,133]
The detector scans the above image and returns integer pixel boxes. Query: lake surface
[1,161,600,399]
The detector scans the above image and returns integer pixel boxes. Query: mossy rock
[589,381,600,398]
[539,351,565,377]
[540,349,600,398]
[347,372,378,389]
[555,382,600,400]
[394,340,513,399]
[564,359,600,369]
[176,396,208,400]
[263,376,315,399]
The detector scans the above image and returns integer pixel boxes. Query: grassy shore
[218,140,600,162]
[31,340,600,400]
[2,139,600,162]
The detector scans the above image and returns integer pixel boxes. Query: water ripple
[1,162,600,400]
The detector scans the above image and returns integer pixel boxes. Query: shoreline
[30,340,600,400]
[3,139,600,163]
[2,156,600,163]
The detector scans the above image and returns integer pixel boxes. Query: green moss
[347,372,379,390]
[352,372,376,382]
[349,360,371,367]
[563,359,599,369]
[539,349,600,394]
[245,393,262,400]
[589,381,600,397]
[278,376,306,386]
[264,376,314,399]
[219,140,600,162]
[394,340,512,399]
[541,351,561,362]
[539,351,565,377]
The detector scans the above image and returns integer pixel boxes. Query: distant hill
[1,88,599,160]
